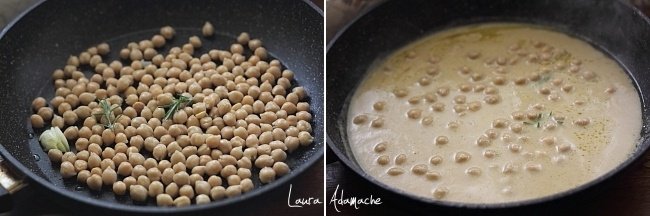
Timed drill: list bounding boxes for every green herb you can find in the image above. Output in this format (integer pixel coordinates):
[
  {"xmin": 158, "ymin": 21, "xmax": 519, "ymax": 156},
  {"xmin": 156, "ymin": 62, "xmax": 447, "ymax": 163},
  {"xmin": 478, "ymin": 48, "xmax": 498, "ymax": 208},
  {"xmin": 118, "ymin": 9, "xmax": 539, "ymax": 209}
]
[
  {"xmin": 94, "ymin": 99, "xmax": 122, "ymax": 130},
  {"xmin": 161, "ymin": 95, "xmax": 192, "ymax": 121},
  {"xmin": 539, "ymin": 74, "xmax": 552, "ymax": 83},
  {"xmin": 553, "ymin": 50, "xmax": 572, "ymax": 62},
  {"xmin": 524, "ymin": 111, "xmax": 555, "ymax": 128}
]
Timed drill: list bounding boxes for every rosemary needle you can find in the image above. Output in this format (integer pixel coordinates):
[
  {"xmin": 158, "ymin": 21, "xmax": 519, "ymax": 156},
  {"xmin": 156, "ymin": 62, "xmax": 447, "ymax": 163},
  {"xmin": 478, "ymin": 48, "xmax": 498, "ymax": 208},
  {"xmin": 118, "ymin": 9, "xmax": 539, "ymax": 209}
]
[
  {"xmin": 162, "ymin": 95, "xmax": 192, "ymax": 121},
  {"xmin": 93, "ymin": 99, "xmax": 122, "ymax": 130},
  {"xmin": 524, "ymin": 111, "xmax": 557, "ymax": 128}
]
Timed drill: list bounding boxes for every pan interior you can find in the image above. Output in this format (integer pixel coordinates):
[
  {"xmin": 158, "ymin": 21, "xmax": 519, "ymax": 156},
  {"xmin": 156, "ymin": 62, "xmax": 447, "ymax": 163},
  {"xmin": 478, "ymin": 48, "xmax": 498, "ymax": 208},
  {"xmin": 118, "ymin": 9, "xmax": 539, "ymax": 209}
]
[
  {"xmin": 0, "ymin": 0, "xmax": 323, "ymax": 212},
  {"xmin": 326, "ymin": 0, "xmax": 650, "ymax": 208}
]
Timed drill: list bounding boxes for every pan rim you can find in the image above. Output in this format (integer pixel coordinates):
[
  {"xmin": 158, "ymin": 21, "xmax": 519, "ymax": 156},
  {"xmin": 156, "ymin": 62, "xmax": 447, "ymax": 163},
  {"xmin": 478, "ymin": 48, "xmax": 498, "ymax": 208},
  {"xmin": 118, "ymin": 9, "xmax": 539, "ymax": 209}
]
[
  {"xmin": 0, "ymin": 0, "xmax": 324, "ymax": 214},
  {"xmin": 326, "ymin": 0, "xmax": 650, "ymax": 210}
]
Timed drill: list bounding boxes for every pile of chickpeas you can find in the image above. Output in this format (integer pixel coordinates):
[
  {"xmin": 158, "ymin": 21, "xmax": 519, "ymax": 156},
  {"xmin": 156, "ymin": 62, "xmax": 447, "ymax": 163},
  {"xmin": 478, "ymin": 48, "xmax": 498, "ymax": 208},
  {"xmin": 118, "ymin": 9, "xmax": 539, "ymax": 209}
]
[{"xmin": 29, "ymin": 22, "xmax": 314, "ymax": 207}]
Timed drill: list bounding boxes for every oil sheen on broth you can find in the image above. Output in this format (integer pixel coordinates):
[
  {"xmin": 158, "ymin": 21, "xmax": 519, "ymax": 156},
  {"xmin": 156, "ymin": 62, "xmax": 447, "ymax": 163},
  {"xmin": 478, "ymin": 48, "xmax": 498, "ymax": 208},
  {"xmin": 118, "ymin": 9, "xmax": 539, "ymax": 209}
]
[{"xmin": 347, "ymin": 23, "xmax": 642, "ymax": 203}]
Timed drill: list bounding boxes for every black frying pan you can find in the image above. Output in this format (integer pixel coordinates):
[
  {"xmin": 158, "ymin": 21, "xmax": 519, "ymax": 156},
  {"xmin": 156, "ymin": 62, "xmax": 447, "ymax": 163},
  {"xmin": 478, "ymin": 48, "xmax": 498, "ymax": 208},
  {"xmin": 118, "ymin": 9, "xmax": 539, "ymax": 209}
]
[
  {"xmin": 0, "ymin": 0, "xmax": 323, "ymax": 215},
  {"xmin": 327, "ymin": 0, "xmax": 650, "ymax": 213}
]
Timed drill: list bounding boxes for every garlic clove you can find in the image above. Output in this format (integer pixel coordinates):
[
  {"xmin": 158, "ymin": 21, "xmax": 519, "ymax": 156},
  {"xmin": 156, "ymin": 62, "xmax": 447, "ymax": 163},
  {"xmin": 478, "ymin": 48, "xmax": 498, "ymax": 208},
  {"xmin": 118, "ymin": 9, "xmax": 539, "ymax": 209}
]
[
  {"xmin": 38, "ymin": 127, "xmax": 70, "ymax": 152},
  {"xmin": 53, "ymin": 127, "xmax": 69, "ymax": 152}
]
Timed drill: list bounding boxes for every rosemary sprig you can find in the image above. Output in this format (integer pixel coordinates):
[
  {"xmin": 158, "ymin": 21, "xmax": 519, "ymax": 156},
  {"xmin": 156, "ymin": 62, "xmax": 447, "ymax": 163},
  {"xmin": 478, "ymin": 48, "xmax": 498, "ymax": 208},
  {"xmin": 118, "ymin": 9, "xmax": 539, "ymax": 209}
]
[
  {"xmin": 524, "ymin": 111, "xmax": 554, "ymax": 128},
  {"xmin": 532, "ymin": 74, "xmax": 552, "ymax": 87},
  {"xmin": 539, "ymin": 74, "xmax": 552, "ymax": 83},
  {"xmin": 161, "ymin": 95, "xmax": 192, "ymax": 121},
  {"xmin": 93, "ymin": 99, "xmax": 122, "ymax": 130}
]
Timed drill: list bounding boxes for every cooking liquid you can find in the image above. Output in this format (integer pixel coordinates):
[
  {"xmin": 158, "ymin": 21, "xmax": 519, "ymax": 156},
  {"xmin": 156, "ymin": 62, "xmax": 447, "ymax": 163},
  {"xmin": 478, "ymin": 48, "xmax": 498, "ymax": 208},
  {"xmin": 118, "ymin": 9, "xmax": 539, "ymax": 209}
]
[{"xmin": 346, "ymin": 23, "xmax": 642, "ymax": 203}]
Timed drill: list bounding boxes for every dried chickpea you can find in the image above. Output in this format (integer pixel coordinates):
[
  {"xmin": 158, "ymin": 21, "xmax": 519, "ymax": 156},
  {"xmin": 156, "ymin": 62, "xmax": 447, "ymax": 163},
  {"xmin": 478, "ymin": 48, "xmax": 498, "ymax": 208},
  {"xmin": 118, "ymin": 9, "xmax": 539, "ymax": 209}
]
[
  {"xmin": 210, "ymin": 186, "xmax": 226, "ymax": 200},
  {"xmin": 248, "ymin": 39, "xmax": 262, "ymax": 51},
  {"xmin": 30, "ymin": 114, "xmax": 44, "ymax": 128},
  {"xmin": 220, "ymin": 164, "xmax": 237, "ymax": 178},
  {"xmin": 224, "ymin": 175, "xmax": 240, "ymax": 186},
  {"xmin": 298, "ymin": 131, "xmax": 313, "ymax": 146},
  {"xmin": 195, "ymin": 180, "xmax": 211, "ymax": 195},
  {"xmin": 109, "ymin": 181, "xmax": 126, "ymax": 196},
  {"xmin": 255, "ymin": 155, "xmax": 274, "ymax": 168},
  {"xmin": 38, "ymin": 107, "xmax": 54, "ymax": 121},
  {"xmin": 173, "ymin": 171, "xmax": 190, "ymax": 186},
  {"xmin": 148, "ymin": 181, "xmax": 164, "ymax": 198},
  {"xmin": 225, "ymin": 185, "xmax": 242, "ymax": 197},
  {"xmin": 259, "ymin": 167, "xmax": 276, "ymax": 184},
  {"xmin": 130, "ymin": 185, "xmax": 148, "ymax": 202},
  {"xmin": 102, "ymin": 168, "xmax": 117, "ymax": 185},
  {"xmin": 61, "ymin": 152, "xmax": 77, "ymax": 163},
  {"xmin": 132, "ymin": 165, "xmax": 147, "ymax": 178},
  {"xmin": 137, "ymin": 175, "xmax": 152, "ymax": 188},
  {"xmin": 90, "ymin": 167, "xmax": 102, "ymax": 176},
  {"xmin": 86, "ymin": 174, "xmax": 103, "ymax": 191},
  {"xmin": 237, "ymin": 32, "xmax": 250, "ymax": 44},
  {"xmin": 160, "ymin": 26, "xmax": 175, "ymax": 40},
  {"xmin": 173, "ymin": 196, "xmax": 191, "ymax": 207},
  {"xmin": 179, "ymin": 184, "xmax": 195, "ymax": 199},
  {"xmin": 73, "ymin": 160, "xmax": 88, "ymax": 172},
  {"xmin": 273, "ymin": 162, "xmax": 290, "ymax": 176},
  {"xmin": 100, "ymin": 158, "xmax": 115, "ymax": 170},
  {"xmin": 201, "ymin": 21, "xmax": 215, "ymax": 37},
  {"xmin": 233, "ymin": 159, "xmax": 250, "ymax": 172},
  {"xmin": 32, "ymin": 97, "xmax": 47, "ymax": 112},
  {"xmin": 48, "ymin": 149, "xmax": 63, "ymax": 163},
  {"xmin": 194, "ymin": 194, "xmax": 210, "ymax": 205},
  {"xmin": 87, "ymin": 153, "xmax": 101, "ymax": 169},
  {"xmin": 60, "ymin": 161, "xmax": 76, "ymax": 178},
  {"xmin": 173, "ymin": 163, "xmax": 187, "ymax": 173},
  {"xmin": 170, "ymin": 151, "xmax": 186, "ymax": 165},
  {"xmin": 51, "ymin": 115, "xmax": 65, "ymax": 128},
  {"xmin": 157, "ymin": 194, "xmax": 174, "ymax": 206}
]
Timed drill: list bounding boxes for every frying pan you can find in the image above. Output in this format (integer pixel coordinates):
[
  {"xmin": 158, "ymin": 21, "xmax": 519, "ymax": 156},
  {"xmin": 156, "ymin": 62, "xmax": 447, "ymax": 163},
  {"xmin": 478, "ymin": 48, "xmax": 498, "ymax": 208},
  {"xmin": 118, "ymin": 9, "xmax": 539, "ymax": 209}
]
[
  {"xmin": 327, "ymin": 0, "xmax": 650, "ymax": 213},
  {"xmin": 0, "ymin": 0, "xmax": 323, "ymax": 215}
]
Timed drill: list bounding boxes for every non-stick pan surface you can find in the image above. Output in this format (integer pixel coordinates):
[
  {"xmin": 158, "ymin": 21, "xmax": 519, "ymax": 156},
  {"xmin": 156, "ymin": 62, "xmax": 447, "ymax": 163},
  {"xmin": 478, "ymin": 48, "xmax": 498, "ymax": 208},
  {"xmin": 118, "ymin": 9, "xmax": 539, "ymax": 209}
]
[
  {"xmin": 0, "ymin": 0, "xmax": 323, "ymax": 215},
  {"xmin": 327, "ymin": 0, "xmax": 650, "ymax": 212}
]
